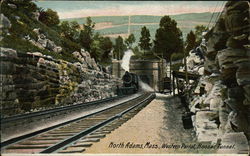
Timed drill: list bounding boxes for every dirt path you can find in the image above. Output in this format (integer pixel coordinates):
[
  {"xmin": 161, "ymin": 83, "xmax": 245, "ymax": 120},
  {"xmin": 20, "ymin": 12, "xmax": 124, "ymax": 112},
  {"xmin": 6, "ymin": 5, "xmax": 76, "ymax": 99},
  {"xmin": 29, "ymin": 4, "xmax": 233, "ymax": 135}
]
[{"xmin": 85, "ymin": 93, "xmax": 211, "ymax": 154}]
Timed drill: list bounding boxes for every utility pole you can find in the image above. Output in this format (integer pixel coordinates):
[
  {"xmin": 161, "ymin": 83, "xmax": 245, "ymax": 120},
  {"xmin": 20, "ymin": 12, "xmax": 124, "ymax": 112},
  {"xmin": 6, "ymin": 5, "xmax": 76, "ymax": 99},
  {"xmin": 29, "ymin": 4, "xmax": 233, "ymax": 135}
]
[
  {"xmin": 128, "ymin": 16, "xmax": 131, "ymax": 35},
  {"xmin": 184, "ymin": 49, "xmax": 189, "ymax": 85},
  {"xmin": 170, "ymin": 55, "xmax": 172, "ymax": 95}
]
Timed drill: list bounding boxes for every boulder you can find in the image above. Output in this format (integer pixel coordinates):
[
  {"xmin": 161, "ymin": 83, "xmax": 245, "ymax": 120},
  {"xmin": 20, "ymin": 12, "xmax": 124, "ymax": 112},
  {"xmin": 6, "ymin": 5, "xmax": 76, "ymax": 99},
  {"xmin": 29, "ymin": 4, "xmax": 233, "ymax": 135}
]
[
  {"xmin": 0, "ymin": 47, "xmax": 17, "ymax": 58},
  {"xmin": 226, "ymin": 36, "xmax": 248, "ymax": 49},
  {"xmin": 37, "ymin": 38, "xmax": 47, "ymax": 48},
  {"xmin": 14, "ymin": 16, "xmax": 20, "ymax": 20},
  {"xmin": 225, "ymin": 111, "xmax": 249, "ymax": 133},
  {"xmin": 73, "ymin": 51, "xmax": 85, "ymax": 63},
  {"xmin": 204, "ymin": 57, "xmax": 219, "ymax": 74},
  {"xmin": 91, "ymin": 58, "xmax": 99, "ymax": 71},
  {"xmin": 217, "ymin": 132, "xmax": 249, "ymax": 154},
  {"xmin": 46, "ymin": 40, "xmax": 55, "ymax": 49},
  {"xmin": 243, "ymin": 85, "xmax": 250, "ymax": 106},
  {"xmin": 235, "ymin": 59, "xmax": 250, "ymax": 86},
  {"xmin": 53, "ymin": 46, "xmax": 62, "ymax": 53},
  {"xmin": 38, "ymin": 58, "xmax": 45, "ymax": 64},
  {"xmin": 1, "ymin": 61, "xmax": 16, "ymax": 74},
  {"xmin": 0, "ymin": 14, "xmax": 11, "ymax": 29},
  {"xmin": 7, "ymin": 3, "xmax": 17, "ymax": 9},
  {"xmin": 198, "ymin": 66, "xmax": 204, "ymax": 75},
  {"xmin": 206, "ymin": 20, "xmax": 229, "ymax": 53},
  {"xmin": 203, "ymin": 81, "xmax": 225, "ymax": 111},
  {"xmin": 217, "ymin": 48, "xmax": 246, "ymax": 68},
  {"xmin": 24, "ymin": 35, "xmax": 31, "ymax": 40},
  {"xmin": 219, "ymin": 103, "xmax": 229, "ymax": 135},
  {"xmin": 224, "ymin": 1, "xmax": 249, "ymax": 35},
  {"xmin": 33, "ymin": 28, "xmax": 40, "ymax": 34},
  {"xmin": 27, "ymin": 52, "xmax": 43, "ymax": 57},
  {"xmin": 80, "ymin": 49, "xmax": 91, "ymax": 58},
  {"xmin": 195, "ymin": 111, "xmax": 219, "ymax": 142},
  {"xmin": 28, "ymin": 39, "xmax": 44, "ymax": 49}
]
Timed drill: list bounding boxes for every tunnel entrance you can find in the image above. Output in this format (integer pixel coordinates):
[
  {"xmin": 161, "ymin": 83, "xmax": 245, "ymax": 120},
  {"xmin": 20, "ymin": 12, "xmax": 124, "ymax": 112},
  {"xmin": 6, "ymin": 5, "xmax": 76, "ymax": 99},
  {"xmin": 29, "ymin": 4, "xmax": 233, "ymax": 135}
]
[{"xmin": 139, "ymin": 75, "xmax": 150, "ymax": 85}]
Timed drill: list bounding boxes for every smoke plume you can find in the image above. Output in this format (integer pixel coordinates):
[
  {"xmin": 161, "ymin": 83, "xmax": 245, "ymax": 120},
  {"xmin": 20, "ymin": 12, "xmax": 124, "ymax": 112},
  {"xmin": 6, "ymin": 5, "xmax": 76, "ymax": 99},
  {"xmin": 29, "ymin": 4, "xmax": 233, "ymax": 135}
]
[{"xmin": 121, "ymin": 49, "xmax": 134, "ymax": 72}]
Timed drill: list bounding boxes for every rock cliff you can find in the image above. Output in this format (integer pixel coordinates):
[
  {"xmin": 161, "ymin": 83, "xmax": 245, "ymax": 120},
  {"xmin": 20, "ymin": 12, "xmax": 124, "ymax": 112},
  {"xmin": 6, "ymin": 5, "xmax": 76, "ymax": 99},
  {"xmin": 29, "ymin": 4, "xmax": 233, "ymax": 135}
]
[
  {"xmin": 1, "ymin": 47, "xmax": 121, "ymax": 117},
  {"xmin": 188, "ymin": 1, "xmax": 250, "ymax": 153}
]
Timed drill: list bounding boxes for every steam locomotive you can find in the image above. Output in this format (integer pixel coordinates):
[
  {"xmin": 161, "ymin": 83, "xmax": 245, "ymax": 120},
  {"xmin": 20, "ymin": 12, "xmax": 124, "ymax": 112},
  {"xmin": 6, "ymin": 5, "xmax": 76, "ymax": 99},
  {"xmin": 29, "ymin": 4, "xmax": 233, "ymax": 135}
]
[{"xmin": 117, "ymin": 71, "xmax": 139, "ymax": 95}]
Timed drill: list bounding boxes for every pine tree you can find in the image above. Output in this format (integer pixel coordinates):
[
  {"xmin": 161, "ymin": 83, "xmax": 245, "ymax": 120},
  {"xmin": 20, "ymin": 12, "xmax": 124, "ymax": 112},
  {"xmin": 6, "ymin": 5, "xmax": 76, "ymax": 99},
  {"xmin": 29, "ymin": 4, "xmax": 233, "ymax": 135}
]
[
  {"xmin": 79, "ymin": 17, "xmax": 95, "ymax": 52},
  {"xmin": 125, "ymin": 34, "xmax": 136, "ymax": 49},
  {"xmin": 139, "ymin": 26, "xmax": 152, "ymax": 56},
  {"xmin": 154, "ymin": 16, "xmax": 183, "ymax": 61},
  {"xmin": 113, "ymin": 36, "xmax": 126, "ymax": 60},
  {"xmin": 185, "ymin": 30, "xmax": 196, "ymax": 53}
]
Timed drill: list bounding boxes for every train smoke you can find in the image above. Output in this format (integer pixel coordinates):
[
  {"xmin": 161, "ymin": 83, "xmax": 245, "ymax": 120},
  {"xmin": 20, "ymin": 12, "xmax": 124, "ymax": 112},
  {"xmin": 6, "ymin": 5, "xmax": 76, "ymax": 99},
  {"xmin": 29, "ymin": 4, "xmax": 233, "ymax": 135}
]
[
  {"xmin": 121, "ymin": 49, "xmax": 134, "ymax": 72},
  {"xmin": 138, "ymin": 78, "xmax": 154, "ymax": 92}
]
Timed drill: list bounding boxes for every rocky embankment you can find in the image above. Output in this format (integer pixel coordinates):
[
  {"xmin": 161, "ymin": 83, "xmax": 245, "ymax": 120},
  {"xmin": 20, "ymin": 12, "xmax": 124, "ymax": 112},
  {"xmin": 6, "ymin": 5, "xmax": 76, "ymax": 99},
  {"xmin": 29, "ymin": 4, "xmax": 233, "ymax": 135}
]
[
  {"xmin": 0, "ymin": 1, "xmax": 122, "ymax": 117},
  {"xmin": 1, "ymin": 46, "xmax": 121, "ymax": 117},
  {"xmin": 186, "ymin": 1, "xmax": 250, "ymax": 153}
]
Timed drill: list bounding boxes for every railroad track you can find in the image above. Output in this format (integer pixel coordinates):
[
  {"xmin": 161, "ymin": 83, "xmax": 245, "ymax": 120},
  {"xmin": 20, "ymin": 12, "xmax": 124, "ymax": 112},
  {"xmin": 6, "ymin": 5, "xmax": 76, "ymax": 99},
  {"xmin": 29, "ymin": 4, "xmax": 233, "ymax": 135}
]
[
  {"xmin": 1, "ymin": 94, "xmax": 127, "ymax": 144},
  {"xmin": 2, "ymin": 95, "xmax": 125, "ymax": 124},
  {"xmin": 1, "ymin": 92, "xmax": 155, "ymax": 154}
]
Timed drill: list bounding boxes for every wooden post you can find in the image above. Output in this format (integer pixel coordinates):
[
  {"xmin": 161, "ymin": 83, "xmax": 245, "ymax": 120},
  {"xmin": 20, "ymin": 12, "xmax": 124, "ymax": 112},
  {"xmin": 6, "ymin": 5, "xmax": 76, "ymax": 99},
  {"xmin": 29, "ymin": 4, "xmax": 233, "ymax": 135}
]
[
  {"xmin": 176, "ymin": 77, "xmax": 180, "ymax": 95},
  {"xmin": 170, "ymin": 56, "xmax": 172, "ymax": 95},
  {"xmin": 172, "ymin": 71, "xmax": 175, "ymax": 96},
  {"xmin": 184, "ymin": 50, "xmax": 189, "ymax": 85},
  {"xmin": 118, "ymin": 61, "xmax": 120, "ymax": 78}
]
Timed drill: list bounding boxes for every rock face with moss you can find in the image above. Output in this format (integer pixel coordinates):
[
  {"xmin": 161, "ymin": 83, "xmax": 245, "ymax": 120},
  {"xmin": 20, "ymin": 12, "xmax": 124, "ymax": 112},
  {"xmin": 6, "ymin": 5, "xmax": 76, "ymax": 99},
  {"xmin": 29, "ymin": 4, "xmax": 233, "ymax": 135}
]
[
  {"xmin": 0, "ymin": 48, "xmax": 120, "ymax": 117},
  {"xmin": 189, "ymin": 1, "xmax": 250, "ymax": 153}
]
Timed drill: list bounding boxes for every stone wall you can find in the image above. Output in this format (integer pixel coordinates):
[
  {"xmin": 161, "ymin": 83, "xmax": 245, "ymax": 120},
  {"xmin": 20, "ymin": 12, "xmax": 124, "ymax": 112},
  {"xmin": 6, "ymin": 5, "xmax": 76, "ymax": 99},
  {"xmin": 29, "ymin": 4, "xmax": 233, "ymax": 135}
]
[
  {"xmin": 188, "ymin": 1, "xmax": 249, "ymax": 152},
  {"xmin": 0, "ymin": 48, "xmax": 121, "ymax": 117}
]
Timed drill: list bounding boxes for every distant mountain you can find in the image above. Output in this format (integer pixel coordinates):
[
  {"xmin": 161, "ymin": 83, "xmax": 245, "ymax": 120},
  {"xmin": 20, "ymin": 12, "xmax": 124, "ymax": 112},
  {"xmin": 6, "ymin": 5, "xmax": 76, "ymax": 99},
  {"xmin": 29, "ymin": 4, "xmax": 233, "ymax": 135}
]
[{"xmin": 61, "ymin": 12, "xmax": 220, "ymax": 41}]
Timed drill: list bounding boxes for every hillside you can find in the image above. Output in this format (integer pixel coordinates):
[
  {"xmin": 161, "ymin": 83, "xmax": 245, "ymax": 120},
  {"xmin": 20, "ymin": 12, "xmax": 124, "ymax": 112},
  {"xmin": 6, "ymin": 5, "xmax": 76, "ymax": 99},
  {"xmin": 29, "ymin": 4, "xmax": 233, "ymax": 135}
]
[
  {"xmin": 61, "ymin": 12, "xmax": 220, "ymax": 41},
  {"xmin": 0, "ymin": 1, "xmax": 80, "ymax": 62}
]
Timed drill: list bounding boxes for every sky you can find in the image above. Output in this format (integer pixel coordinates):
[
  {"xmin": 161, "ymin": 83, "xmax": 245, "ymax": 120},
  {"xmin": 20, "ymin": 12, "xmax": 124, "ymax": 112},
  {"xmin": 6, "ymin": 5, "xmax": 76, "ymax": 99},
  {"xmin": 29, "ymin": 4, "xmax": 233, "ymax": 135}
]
[{"xmin": 35, "ymin": 1, "xmax": 225, "ymax": 19}]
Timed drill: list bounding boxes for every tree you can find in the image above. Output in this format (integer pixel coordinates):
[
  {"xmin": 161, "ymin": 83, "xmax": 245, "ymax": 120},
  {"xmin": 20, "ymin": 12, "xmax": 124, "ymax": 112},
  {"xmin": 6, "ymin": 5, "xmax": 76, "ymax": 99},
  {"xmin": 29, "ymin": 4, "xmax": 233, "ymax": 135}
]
[
  {"xmin": 139, "ymin": 26, "xmax": 152, "ymax": 55},
  {"xmin": 79, "ymin": 17, "xmax": 95, "ymax": 51},
  {"xmin": 113, "ymin": 36, "xmax": 126, "ymax": 60},
  {"xmin": 133, "ymin": 46, "xmax": 141, "ymax": 57},
  {"xmin": 87, "ymin": 32, "xmax": 113, "ymax": 64},
  {"xmin": 59, "ymin": 21, "xmax": 80, "ymax": 42},
  {"xmin": 154, "ymin": 16, "xmax": 183, "ymax": 61},
  {"xmin": 185, "ymin": 30, "xmax": 196, "ymax": 53},
  {"xmin": 99, "ymin": 37, "xmax": 113, "ymax": 65},
  {"xmin": 39, "ymin": 9, "xmax": 60, "ymax": 27},
  {"xmin": 90, "ymin": 34, "xmax": 102, "ymax": 62},
  {"xmin": 194, "ymin": 25, "xmax": 208, "ymax": 46},
  {"xmin": 125, "ymin": 34, "xmax": 136, "ymax": 48}
]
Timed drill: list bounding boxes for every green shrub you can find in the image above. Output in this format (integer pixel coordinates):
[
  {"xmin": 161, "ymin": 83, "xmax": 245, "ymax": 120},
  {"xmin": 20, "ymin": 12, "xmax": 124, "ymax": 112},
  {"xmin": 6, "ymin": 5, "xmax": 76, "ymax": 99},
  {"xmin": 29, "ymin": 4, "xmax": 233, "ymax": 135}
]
[{"xmin": 171, "ymin": 53, "xmax": 184, "ymax": 61}]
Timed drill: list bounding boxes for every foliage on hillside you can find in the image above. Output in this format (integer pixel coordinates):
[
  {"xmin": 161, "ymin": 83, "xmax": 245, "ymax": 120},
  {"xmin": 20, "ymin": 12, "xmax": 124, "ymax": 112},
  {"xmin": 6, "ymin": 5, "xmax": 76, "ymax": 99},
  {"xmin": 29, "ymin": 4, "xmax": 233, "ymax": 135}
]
[
  {"xmin": 0, "ymin": 0, "xmax": 79, "ymax": 62},
  {"xmin": 64, "ymin": 13, "xmax": 219, "ymax": 42},
  {"xmin": 63, "ymin": 13, "xmax": 220, "ymax": 25},
  {"xmin": 1, "ymin": 1, "xmax": 213, "ymax": 65}
]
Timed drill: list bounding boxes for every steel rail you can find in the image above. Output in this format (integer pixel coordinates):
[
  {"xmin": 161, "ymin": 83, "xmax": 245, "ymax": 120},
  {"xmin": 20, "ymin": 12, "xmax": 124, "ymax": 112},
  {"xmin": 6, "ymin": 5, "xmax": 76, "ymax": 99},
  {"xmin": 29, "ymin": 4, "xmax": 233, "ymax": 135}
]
[
  {"xmin": 0, "ymin": 93, "xmax": 144, "ymax": 149},
  {"xmin": 40, "ymin": 93, "xmax": 155, "ymax": 153},
  {"xmin": 1, "ymin": 95, "xmax": 125, "ymax": 124}
]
